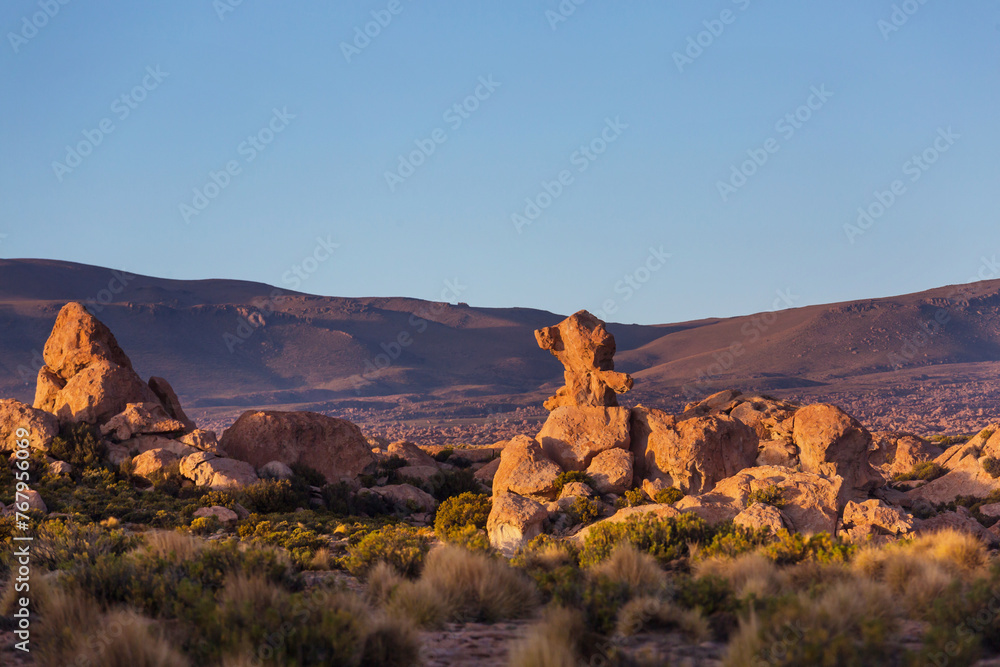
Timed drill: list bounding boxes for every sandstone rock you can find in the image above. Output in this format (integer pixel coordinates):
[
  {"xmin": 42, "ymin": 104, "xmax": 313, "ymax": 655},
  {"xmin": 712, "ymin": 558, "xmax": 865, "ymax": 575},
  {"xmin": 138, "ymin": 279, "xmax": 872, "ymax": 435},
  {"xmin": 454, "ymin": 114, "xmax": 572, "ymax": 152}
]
[
  {"xmin": 193, "ymin": 505, "xmax": 238, "ymax": 524},
  {"xmin": 871, "ymin": 432, "xmax": 943, "ymax": 478},
  {"xmin": 586, "ymin": 448, "xmax": 633, "ymax": 495},
  {"xmin": 100, "ymin": 403, "xmax": 188, "ymax": 442},
  {"xmin": 487, "ymin": 492, "xmax": 548, "ymax": 555},
  {"xmin": 755, "ymin": 439, "xmax": 798, "ymax": 468},
  {"xmin": 935, "ymin": 441, "xmax": 980, "ymax": 470},
  {"xmin": 105, "ymin": 443, "xmax": 130, "ymax": 467},
  {"xmin": 917, "ymin": 506, "xmax": 997, "ymax": 545},
  {"xmin": 534, "ymin": 310, "xmax": 633, "ymax": 410},
  {"xmin": 681, "ymin": 390, "xmax": 744, "ymax": 418},
  {"xmin": 48, "ymin": 461, "xmax": 72, "ymax": 476},
  {"xmin": 537, "ymin": 406, "xmax": 631, "ymax": 472},
  {"xmin": 734, "ymin": 502, "xmax": 785, "ymax": 533},
  {"xmin": 147, "ymin": 376, "xmax": 196, "ymax": 430},
  {"xmin": 387, "ymin": 441, "xmax": 438, "ymax": 468},
  {"xmin": 180, "ymin": 452, "xmax": 258, "ymax": 489},
  {"xmin": 121, "ymin": 434, "xmax": 199, "ymax": 458},
  {"xmin": 630, "ymin": 407, "xmax": 758, "ymax": 494},
  {"xmin": 177, "ymin": 429, "xmax": 223, "ymax": 455},
  {"xmin": 259, "ymin": 460, "xmax": 295, "ymax": 480},
  {"xmin": 397, "ymin": 465, "xmax": 441, "ymax": 485},
  {"xmin": 673, "ymin": 494, "xmax": 743, "ymax": 525},
  {"xmin": 905, "ymin": 459, "xmax": 1000, "ymax": 505},
  {"xmin": 792, "ymin": 404, "xmax": 882, "ymax": 503},
  {"xmin": 493, "ymin": 435, "xmax": 562, "ymax": 499},
  {"xmin": 842, "ymin": 499, "xmax": 914, "ymax": 537},
  {"xmin": 0, "ymin": 399, "xmax": 59, "ymax": 452},
  {"xmin": 33, "ymin": 303, "xmax": 160, "ymax": 424},
  {"xmin": 220, "ymin": 410, "xmax": 375, "ymax": 484},
  {"xmin": 474, "ymin": 458, "xmax": 501, "ymax": 486},
  {"xmin": 979, "ymin": 503, "xmax": 1000, "ymax": 519},
  {"xmin": 131, "ymin": 448, "xmax": 179, "ymax": 479},
  {"xmin": 372, "ymin": 483, "xmax": 438, "ymax": 513},
  {"xmin": 641, "ymin": 477, "xmax": 671, "ymax": 499},
  {"xmin": 558, "ymin": 481, "xmax": 595, "ymax": 500},
  {"xmin": 727, "ymin": 395, "xmax": 798, "ymax": 440},
  {"xmin": 22, "ymin": 490, "xmax": 47, "ymax": 514}
]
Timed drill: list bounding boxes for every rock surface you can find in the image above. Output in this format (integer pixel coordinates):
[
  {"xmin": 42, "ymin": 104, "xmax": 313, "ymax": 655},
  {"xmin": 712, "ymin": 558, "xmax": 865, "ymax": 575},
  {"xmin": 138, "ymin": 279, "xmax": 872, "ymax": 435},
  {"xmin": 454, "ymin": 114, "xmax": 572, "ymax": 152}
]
[
  {"xmin": 220, "ymin": 410, "xmax": 375, "ymax": 484},
  {"xmin": 0, "ymin": 399, "xmax": 59, "ymax": 452},
  {"xmin": 793, "ymin": 403, "xmax": 883, "ymax": 502},
  {"xmin": 734, "ymin": 502, "xmax": 785, "ymax": 533},
  {"xmin": 179, "ymin": 451, "xmax": 259, "ymax": 489},
  {"xmin": 487, "ymin": 492, "xmax": 548, "ymax": 555},
  {"xmin": 492, "ymin": 435, "xmax": 563, "ymax": 499},
  {"xmin": 193, "ymin": 505, "xmax": 239, "ymax": 524},
  {"xmin": 585, "ymin": 447, "xmax": 633, "ymax": 494},
  {"xmin": 537, "ymin": 405, "xmax": 630, "ymax": 471},
  {"xmin": 371, "ymin": 483, "xmax": 438, "ymax": 512},
  {"xmin": 131, "ymin": 448, "xmax": 179, "ymax": 479},
  {"xmin": 534, "ymin": 310, "xmax": 633, "ymax": 410},
  {"xmin": 100, "ymin": 402, "xmax": 188, "ymax": 441},
  {"xmin": 147, "ymin": 376, "xmax": 196, "ymax": 430}
]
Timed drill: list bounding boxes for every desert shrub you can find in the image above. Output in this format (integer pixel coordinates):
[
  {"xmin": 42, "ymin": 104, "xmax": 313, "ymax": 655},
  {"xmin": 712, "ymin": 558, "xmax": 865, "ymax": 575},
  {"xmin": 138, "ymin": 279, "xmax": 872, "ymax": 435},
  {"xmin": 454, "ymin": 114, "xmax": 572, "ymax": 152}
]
[
  {"xmin": 239, "ymin": 479, "xmax": 307, "ymax": 514},
  {"xmin": 506, "ymin": 606, "xmax": 584, "ymax": 667},
  {"xmin": 359, "ymin": 616, "xmax": 421, "ymax": 667},
  {"xmin": 699, "ymin": 523, "xmax": 774, "ymax": 560},
  {"xmin": 675, "ymin": 574, "xmax": 738, "ymax": 618},
  {"xmin": 983, "ymin": 457, "xmax": 1000, "ymax": 479},
  {"xmin": 31, "ymin": 519, "xmax": 136, "ymax": 571},
  {"xmin": 615, "ymin": 488, "xmax": 648, "ymax": 509},
  {"xmin": 378, "ymin": 455, "xmax": 409, "ymax": 477},
  {"xmin": 981, "ymin": 428, "xmax": 997, "ymax": 441},
  {"xmin": 290, "ymin": 461, "xmax": 327, "ymax": 487},
  {"xmin": 566, "ymin": 496, "xmax": 602, "ymax": 525},
  {"xmin": 444, "ymin": 524, "xmax": 492, "ymax": 552},
  {"xmin": 760, "ymin": 530, "xmax": 856, "ymax": 565},
  {"xmin": 894, "ymin": 461, "xmax": 946, "ymax": 483},
  {"xmin": 616, "ymin": 596, "xmax": 709, "ymax": 640},
  {"xmin": 345, "ymin": 524, "xmax": 431, "ymax": 578},
  {"xmin": 323, "ymin": 481, "xmax": 393, "ymax": 516},
  {"xmin": 589, "ymin": 543, "xmax": 666, "ymax": 597},
  {"xmin": 579, "ymin": 512, "xmax": 713, "ymax": 567},
  {"xmin": 746, "ymin": 484, "xmax": 786, "ymax": 508},
  {"xmin": 190, "ymin": 516, "xmax": 221, "ymax": 535},
  {"xmin": 428, "ymin": 468, "xmax": 481, "ymax": 501},
  {"xmin": 552, "ymin": 471, "xmax": 593, "ymax": 496},
  {"xmin": 929, "ymin": 434, "xmax": 970, "ymax": 448},
  {"xmin": 434, "ymin": 447, "xmax": 453, "ymax": 463},
  {"xmin": 385, "ymin": 545, "xmax": 538, "ymax": 627},
  {"xmin": 695, "ymin": 552, "xmax": 783, "ymax": 600},
  {"xmin": 723, "ymin": 579, "xmax": 898, "ymax": 667},
  {"xmin": 654, "ymin": 487, "xmax": 684, "ymax": 504},
  {"xmin": 434, "ymin": 492, "xmax": 490, "ymax": 540},
  {"xmin": 48, "ymin": 422, "xmax": 105, "ymax": 475},
  {"xmin": 237, "ymin": 518, "xmax": 327, "ymax": 568}
]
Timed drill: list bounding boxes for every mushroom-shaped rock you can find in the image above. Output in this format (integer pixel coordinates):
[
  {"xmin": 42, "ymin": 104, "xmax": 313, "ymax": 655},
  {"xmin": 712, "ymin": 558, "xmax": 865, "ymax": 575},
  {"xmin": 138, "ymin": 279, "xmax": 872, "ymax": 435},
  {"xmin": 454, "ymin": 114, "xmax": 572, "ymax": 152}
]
[
  {"xmin": 535, "ymin": 310, "xmax": 633, "ymax": 410},
  {"xmin": 493, "ymin": 435, "xmax": 563, "ymax": 499},
  {"xmin": 487, "ymin": 492, "xmax": 549, "ymax": 556},
  {"xmin": 220, "ymin": 410, "xmax": 375, "ymax": 484},
  {"xmin": 0, "ymin": 399, "xmax": 59, "ymax": 452},
  {"xmin": 537, "ymin": 406, "xmax": 631, "ymax": 472}
]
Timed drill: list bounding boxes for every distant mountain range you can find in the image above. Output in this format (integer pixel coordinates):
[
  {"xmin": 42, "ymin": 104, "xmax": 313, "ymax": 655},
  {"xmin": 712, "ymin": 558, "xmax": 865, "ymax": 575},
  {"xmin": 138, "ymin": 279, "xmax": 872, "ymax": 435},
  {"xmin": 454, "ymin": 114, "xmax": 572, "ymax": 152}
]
[{"xmin": 2, "ymin": 258, "xmax": 999, "ymax": 439}]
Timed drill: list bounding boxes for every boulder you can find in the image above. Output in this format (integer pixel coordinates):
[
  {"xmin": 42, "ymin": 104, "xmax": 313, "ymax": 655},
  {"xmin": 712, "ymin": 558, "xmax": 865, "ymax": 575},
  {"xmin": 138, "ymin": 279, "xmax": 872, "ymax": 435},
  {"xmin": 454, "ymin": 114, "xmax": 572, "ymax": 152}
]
[
  {"xmin": 734, "ymin": 502, "xmax": 785, "ymax": 533},
  {"xmin": 979, "ymin": 502, "xmax": 1000, "ymax": 519},
  {"xmin": 727, "ymin": 396, "xmax": 798, "ymax": 441},
  {"xmin": 630, "ymin": 407, "xmax": 758, "ymax": 494},
  {"xmin": 371, "ymin": 483, "xmax": 438, "ymax": 513},
  {"xmin": 841, "ymin": 499, "xmax": 914, "ymax": 539},
  {"xmin": 177, "ymin": 429, "xmax": 223, "ymax": 455},
  {"xmin": 22, "ymin": 490, "xmax": 47, "ymax": 514},
  {"xmin": 916, "ymin": 506, "xmax": 998, "ymax": 545},
  {"xmin": 871, "ymin": 432, "xmax": 942, "ymax": 478},
  {"xmin": 193, "ymin": 506, "xmax": 238, "ymax": 524},
  {"xmin": 680, "ymin": 390, "xmax": 744, "ymax": 418},
  {"xmin": 147, "ymin": 376, "xmax": 196, "ymax": 430},
  {"xmin": 33, "ymin": 303, "xmax": 161, "ymax": 424},
  {"xmin": 131, "ymin": 448, "xmax": 180, "ymax": 479},
  {"xmin": 473, "ymin": 458, "xmax": 501, "ymax": 486},
  {"xmin": 48, "ymin": 461, "xmax": 72, "ymax": 476},
  {"xmin": 534, "ymin": 310, "xmax": 633, "ymax": 410},
  {"xmin": 0, "ymin": 399, "xmax": 59, "ymax": 452},
  {"xmin": 397, "ymin": 465, "xmax": 441, "ymax": 485},
  {"xmin": 259, "ymin": 460, "xmax": 295, "ymax": 480},
  {"xmin": 387, "ymin": 441, "xmax": 438, "ymax": 468},
  {"xmin": 586, "ymin": 448, "xmax": 633, "ymax": 495},
  {"xmin": 488, "ymin": 492, "xmax": 549, "ymax": 555},
  {"xmin": 792, "ymin": 404, "xmax": 882, "ymax": 503},
  {"xmin": 558, "ymin": 481, "xmax": 596, "ymax": 501},
  {"xmin": 120, "ymin": 434, "xmax": 199, "ymax": 458},
  {"xmin": 537, "ymin": 406, "xmax": 631, "ymax": 472},
  {"xmin": 179, "ymin": 452, "xmax": 258, "ymax": 489},
  {"xmin": 492, "ymin": 435, "xmax": 563, "ymax": 500},
  {"xmin": 755, "ymin": 439, "xmax": 798, "ymax": 468},
  {"xmin": 100, "ymin": 403, "xmax": 188, "ymax": 441},
  {"xmin": 905, "ymin": 457, "xmax": 1000, "ymax": 505},
  {"xmin": 220, "ymin": 410, "xmax": 375, "ymax": 484}
]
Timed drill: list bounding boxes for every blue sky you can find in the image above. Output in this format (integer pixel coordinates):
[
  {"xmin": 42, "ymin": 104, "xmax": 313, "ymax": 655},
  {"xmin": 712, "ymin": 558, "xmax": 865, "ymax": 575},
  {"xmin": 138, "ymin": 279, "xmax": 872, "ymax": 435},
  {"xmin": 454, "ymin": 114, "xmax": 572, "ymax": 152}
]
[{"xmin": 2, "ymin": 1, "xmax": 998, "ymax": 325}]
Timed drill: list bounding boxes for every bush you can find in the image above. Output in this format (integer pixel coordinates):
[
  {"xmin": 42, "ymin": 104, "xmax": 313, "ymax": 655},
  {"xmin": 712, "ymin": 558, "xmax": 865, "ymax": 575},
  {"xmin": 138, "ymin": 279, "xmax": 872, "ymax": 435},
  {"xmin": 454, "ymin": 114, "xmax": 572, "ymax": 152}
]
[
  {"xmin": 31, "ymin": 519, "xmax": 136, "ymax": 571},
  {"xmin": 654, "ymin": 487, "xmax": 684, "ymax": 504},
  {"xmin": 615, "ymin": 488, "xmax": 648, "ymax": 509},
  {"xmin": 983, "ymin": 457, "xmax": 1000, "ymax": 479},
  {"xmin": 239, "ymin": 479, "xmax": 308, "ymax": 514},
  {"xmin": 48, "ymin": 422, "xmax": 105, "ymax": 475},
  {"xmin": 290, "ymin": 462, "xmax": 327, "ymax": 487},
  {"xmin": 699, "ymin": 523, "xmax": 774, "ymax": 560},
  {"xmin": 552, "ymin": 471, "xmax": 593, "ymax": 496},
  {"xmin": 760, "ymin": 530, "xmax": 856, "ymax": 565},
  {"xmin": 506, "ymin": 606, "xmax": 583, "ymax": 667},
  {"xmin": 190, "ymin": 516, "xmax": 221, "ymax": 535},
  {"xmin": 237, "ymin": 518, "xmax": 327, "ymax": 568},
  {"xmin": 579, "ymin": 512, "xmax": 713, "ymax": 567},
  {"xmin": 746, "ymin": 485, "xmax": 786, "ymax": 508},
  {"xmin": 894, "ymin": 462, "xmax": 946, "ymax": 483},
  {"xmin": 565, "ymin": 496, "xmax": 602, "ymax": 526},
  {"xmin": 434, "ymin": 492, "xmax": 491, "ymax": 541},
  {"xmin": 323, "ymin": 481, "xmax": 393, "ymax": 516},
  {"xmin": 428, "ymin": 468, "xmax": 481, "ymax": 502},
  {"xmin": 617, "ymin": 596, "xmax": 709, "ymax": 640},
  {"xmin": 345, "ymin": 524, "xmax": 431, "ymax": 579}
]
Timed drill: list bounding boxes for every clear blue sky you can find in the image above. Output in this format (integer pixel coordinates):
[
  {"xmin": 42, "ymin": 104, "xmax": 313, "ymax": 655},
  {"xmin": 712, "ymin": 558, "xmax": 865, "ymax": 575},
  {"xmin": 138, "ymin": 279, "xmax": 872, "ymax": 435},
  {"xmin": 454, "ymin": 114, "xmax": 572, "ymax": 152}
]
[{"xmin": 2, "ymin": 1, "xmax": 998, "ymax": 325}]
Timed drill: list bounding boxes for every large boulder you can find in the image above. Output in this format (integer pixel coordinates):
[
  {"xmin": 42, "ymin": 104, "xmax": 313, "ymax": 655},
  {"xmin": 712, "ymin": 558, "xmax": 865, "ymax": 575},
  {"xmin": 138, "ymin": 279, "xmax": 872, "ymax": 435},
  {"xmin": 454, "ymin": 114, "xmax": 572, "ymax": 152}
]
[
  {"xmin": 492, "ymin": 435, "xmax": 563, "ymax": 499},
  {"xmin": 734, "ymin": 502, "xmax": 785, "ymax": 534},
  {"xmin": 487, "ymin": 492, "xmax": 549, "ymax": 556},
  {"xmin": 147, "ymin": 376, "xmax": 196, "ymax": 430},
  {"xmin": 537, "ymin": 405, "xmax": 631, "ymax": 472},
  {"xmin": 870, "ymin": 432, "xmax": 943, "ymax": 478},
  {"xmin": 100, "ymin": 403, "xmax": 189, "ymax": 442},
  {"xmin": 131, "ymin": 448, "xmax": 180, "ymax": 479},
  {"xmin": 841, "ymin": 499, "xmax": 914, "ymax": 542},
  {"xmin": 630, "ymin": 406, "xmax": 758, "ymax": 494},
  {"xmin": 33, "ymin": 303, "xmax": 161, "ymax": 424},
  {"xmin": 220, "ymin": 410, "xmax": 376, "ymax": 484},
  {"xmin": 387, "ymin": 441, "xmax": 438, "ymax": 468},
  {"xmin": 0, "ymin": 399, "xmax": 59, "ymax": 452},
  {"xmin": 586, "ymin": 448, "xmax": 633, "ymax": 495},
  {"xmin": 571, "ymin": 504, "xmax": 681, "ymax": 544},
  {"xmin": 179, "ymin": 452, "xmax": 258, "ymax": 489},
  {"xmin": 177, "ymin": 429, "xmax": 223, "ymax": 455},
  {"xmin": 792, "ymin": 404, "xmax": 883, "ymax": 503},
  {"xmin": 371, "ymin": 484, "xmax": 438, "ymax": 513},
  {"xmin": 534, "ymin": 310, "xmax": 633, "ymax": 410}
]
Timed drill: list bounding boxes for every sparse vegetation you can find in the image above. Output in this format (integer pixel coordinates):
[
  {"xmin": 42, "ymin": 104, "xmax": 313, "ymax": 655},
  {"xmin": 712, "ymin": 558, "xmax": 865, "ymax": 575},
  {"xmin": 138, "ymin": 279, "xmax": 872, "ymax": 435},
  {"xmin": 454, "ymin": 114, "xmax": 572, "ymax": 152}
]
[
  {"xmin": 746, "ymin": 484, "xmax": 786, "ymax": 508},
  {"xmin": 552, "ymin": 471, "xmax": 594, "ymax": 496},
  {"xmin": 433, "ymin": 492, "xmax": 491, "ymax": 541},
  {"xmin": 653, "ymin": 487, "xmax": 684, "ymax": 504},
  {"xmin": 345, "ymin": 524, "xmax": 432, "ymax": 578},
  {"xmin": 615, "ymin": 487, "xmax": 648, "ymax": 509},
  {"xmin": 983, "ymin": 456, "xmax": 1000, "ymax": 479},
  {"xmin": 893, "ymin": 461, "xmax": 946, "ymax": 483}
]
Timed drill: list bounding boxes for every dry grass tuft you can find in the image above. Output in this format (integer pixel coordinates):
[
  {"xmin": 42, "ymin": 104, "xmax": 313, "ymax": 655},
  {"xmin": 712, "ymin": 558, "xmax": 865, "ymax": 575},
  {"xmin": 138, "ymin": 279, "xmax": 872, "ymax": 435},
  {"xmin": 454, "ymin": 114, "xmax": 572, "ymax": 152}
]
[
  {"xmin": 368, "ymin": 560, "xmax": 406, "ymax": 607},
  {"xmin": 506, "ymin": 606, "xmax": 584, "ymax": 667},
  {"xmin": 695, "ymin": 552, "xmax": 782, "ymax": 599},
  {"xmin": 141, "ymin": 530, "xmax": 203, "ymax": 562},
  {"xmin": 590, "ymin": 543, "xmax": 666, "ymax": 596},
  {"xmin": 616, "ymin": 596, "xmax": 710, "ymax": 640}
]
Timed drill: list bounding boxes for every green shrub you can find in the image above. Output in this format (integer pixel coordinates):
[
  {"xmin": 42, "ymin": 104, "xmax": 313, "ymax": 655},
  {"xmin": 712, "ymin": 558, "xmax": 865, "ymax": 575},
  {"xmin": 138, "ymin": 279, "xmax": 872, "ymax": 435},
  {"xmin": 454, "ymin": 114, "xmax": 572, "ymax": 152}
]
[
  {"xmin": 238, "ymin": 518, "xmax": 327, "ymax": 568},
  {"xmin": 31, "ymin": 519, "xmax": 136, "ymax": 571},
  {"xmin": 746, "ymin": 485, "xmax": 786, "ymax": 508},
  {"xmin": 239, "ymin": 479, "xmax": 308, "ymax": 514},
  {"xmin": 615, "ymin": 488, "xmax": 648, "ymax": 509},
  {"xmin": 675, "ymin": 574, "xmax": 738, "ymax": 617},
  {"xmin": 190, "ymin": 515, "xmax": 221, "ymax": 535},
  {"xmin": 434, "ymin": 448, "xmax": 454, "ymax": 463},
  {"xmin": 428, "ymin": 468, "xmax": 481, "ymax": 502},
  {"xmin": 700, "ymin": 523, "xmax": 774, "ymax": 559},
  {"xmin": 552, "ymin": 471, "xmax": 593, "ymax": 496},
  {"xmin": 378, "ymin": 455, "xmax": 409, "ymax": 476},
  {"xmin": 48, "ymin": 422, "xmax": 105, "ymax": 475},
  {"xmin": 345, "ymin": 524, "xmax": 431, "ymax": 578},
  {"xmin": 434, "ymin": 492, "xmax": 491, "ymax": 540},
  {"xmin": 983, "ymin": 457, "xmax": 1000, "ymax": 479},
  {"xmin": 760, "ymin": 530, "xmax": 856, "ymax": 565},
  {"xmin": 894, "ymin": 462, "xmax": 946, "ymax": 483},
  {"xmin": 654, "ymin": 487, "xmax": 684, "ymax": 504},
  {"xmin": 323, "ymin": 481, "xmax": 393, "ymax": 516},
  {"xmin": 290, "ymin": 461, "xmax": 327, "ymax": 487},
  {"xmin": 579, "ymin": 512, "xmax": 713, "ymax": 567},
  {"xmin": 566, "ymin": 496, "xmax": 602, "ymax": 525}
]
